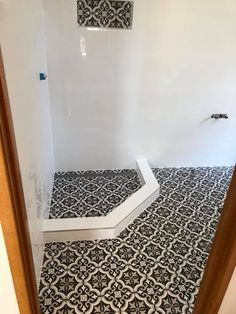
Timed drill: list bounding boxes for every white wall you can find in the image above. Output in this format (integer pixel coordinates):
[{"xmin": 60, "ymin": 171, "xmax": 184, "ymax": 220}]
[
  {"xmin": 0, "ymin": 224, "xmax": 19, "ymax": 314},
  {"xmin": 0, "ymin": 0, "xmax": 55, "ymax": 284},
  {"xmin": 44, "ymin": 0, "xmax": 236, "ymax": 171},
  {"xmin": 218, "ymin": 268, "xmax": 236, "ymax": 314}
]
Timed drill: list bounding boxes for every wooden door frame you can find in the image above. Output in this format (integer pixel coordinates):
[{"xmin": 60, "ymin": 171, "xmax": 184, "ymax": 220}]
[
  {"xmin": 0, "ymin": 46, "xmax": 236, "ymax": 314},
  {"xmin": 193, "ymin": 167, "xmax": 236, "ymax": 313}
]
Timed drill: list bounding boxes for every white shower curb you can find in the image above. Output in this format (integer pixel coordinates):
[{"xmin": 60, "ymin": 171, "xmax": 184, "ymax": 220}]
[{"xmin": 43, "ymin": 159, "xmax": 160, "ymax": 242}]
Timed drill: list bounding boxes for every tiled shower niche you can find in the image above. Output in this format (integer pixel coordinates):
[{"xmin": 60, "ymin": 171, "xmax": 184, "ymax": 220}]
[{"xmin": 77, "ymin": 0, "xmax": 134, "ymax": 29}]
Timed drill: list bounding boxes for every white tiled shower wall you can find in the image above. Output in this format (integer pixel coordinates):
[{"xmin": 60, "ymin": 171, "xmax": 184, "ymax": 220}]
[
  {"xmin": 1, "ymin": 0, "xmax": 236, "ymax": 286},
  {"xmin": 0, "ymin": 0, "xmax": 55, "ymax": 285},
  {"xmin": 44, "ymin": 0, "xmax": 236, "ymax": 171}
]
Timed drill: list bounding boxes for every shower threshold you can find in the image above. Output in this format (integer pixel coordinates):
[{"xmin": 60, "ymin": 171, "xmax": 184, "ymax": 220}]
[{"xmin": 43, "ymin": 159, "xmax": 160, "ymax": 241}]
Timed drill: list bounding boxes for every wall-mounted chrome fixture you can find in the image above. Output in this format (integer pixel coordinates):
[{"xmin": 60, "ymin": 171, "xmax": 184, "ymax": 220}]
[
  {"xmin": 211, "ymin": 114, "xmax": 228, "ymax": 119},
  {"xmin": 39, "ymin": 73, "xmax": 47, "ymax": 80}
]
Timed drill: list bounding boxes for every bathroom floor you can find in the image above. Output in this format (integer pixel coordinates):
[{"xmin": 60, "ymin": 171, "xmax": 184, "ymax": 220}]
[
  {"xmin": 49, "ymin": 169, "xmax": 141, "ymax": 218},
  {"xmin": 39, "ymin": 167, "xmax": 232, "ymax": 314}
]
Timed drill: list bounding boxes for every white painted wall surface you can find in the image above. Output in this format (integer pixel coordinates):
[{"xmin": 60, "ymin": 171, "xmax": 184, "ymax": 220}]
[
  {"xmin": 218, "ymin": 267, "xmax": 236, "ymax": 314},
  {"xmin": 0, "ymin": 224, "xmax": 19, "ymax": 314},
  {"xmin": 0, "ymin": 0, "xmax": 55, "ymax": 284},
  {"xmin": 44, "ymin": 0, "xmax": 236, "ymax": 171}
]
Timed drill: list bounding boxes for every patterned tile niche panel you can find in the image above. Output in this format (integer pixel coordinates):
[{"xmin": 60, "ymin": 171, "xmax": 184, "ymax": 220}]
[
  {"xmin": 39, "ymin": 167, "xmax": 233, "ymax": 314},
  {"xmin": 77, "ymin": 0, "xmax": 133, "ymax": 29}
]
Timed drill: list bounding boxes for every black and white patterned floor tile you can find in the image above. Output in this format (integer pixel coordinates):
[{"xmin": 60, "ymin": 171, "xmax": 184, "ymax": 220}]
[
  {"xmin": 39, "ymin": 167, "xmax": 233, "ymax": 314},
  {"xmin": 49, "ymin": 169, "xmax": 141, "ymax": 219}
]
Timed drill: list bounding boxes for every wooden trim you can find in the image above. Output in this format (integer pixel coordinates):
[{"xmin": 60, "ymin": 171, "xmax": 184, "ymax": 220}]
[
  {"xmin": 0, "ymin": 47, "xmax": 40, "ymax": 313},
  {"xmin": 193, "ymin": 167, "xmax": 236, "ymax": 314}
]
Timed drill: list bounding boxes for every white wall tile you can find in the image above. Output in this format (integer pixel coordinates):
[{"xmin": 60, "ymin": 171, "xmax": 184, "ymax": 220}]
[
  {"xmin": 44, "ymin": 0, "xmax": 236, "ymax": 171},
  {"xmin": 0, "ymin": 0, "xmax": 55, "ymax": 285}
]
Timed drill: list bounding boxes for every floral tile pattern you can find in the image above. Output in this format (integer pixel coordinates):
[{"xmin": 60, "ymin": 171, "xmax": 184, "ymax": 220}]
[
  {"xmin": 39, "ymin": 167, "xmax": 233, "ymax": 313},
  {"xmin": 77, "ymin": 0, "xmax": 133, "ymax": 29},
  {"xmin": 49, "ymin": 169, "xmax": 141, "ymax": 219}
]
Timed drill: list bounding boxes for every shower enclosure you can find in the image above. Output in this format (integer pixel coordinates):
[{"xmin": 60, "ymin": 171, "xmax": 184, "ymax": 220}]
[{"xmin": 1, "ymin": 0, "xmax": 236, "ymax": 313}]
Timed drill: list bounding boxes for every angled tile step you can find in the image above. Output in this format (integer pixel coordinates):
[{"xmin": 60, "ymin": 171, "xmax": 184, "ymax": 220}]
[{"xmin": 43, "ymin": 159, "xmax": 160, "ymax": 241}]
